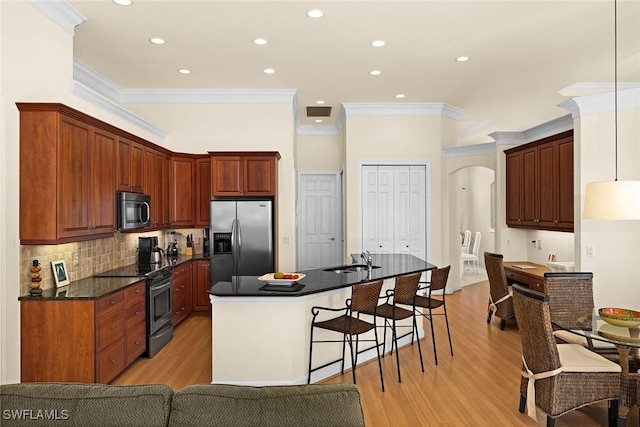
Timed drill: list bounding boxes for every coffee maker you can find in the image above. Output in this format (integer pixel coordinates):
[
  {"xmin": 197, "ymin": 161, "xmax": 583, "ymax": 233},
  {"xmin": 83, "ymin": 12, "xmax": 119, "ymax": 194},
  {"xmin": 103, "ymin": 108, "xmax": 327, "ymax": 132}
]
[
  {"xmin": 138, "ymin": 236, "xmax": 159, "ymax": 264},
  {"xmin": 166, "ymin": 231, "xmax": 178, "ymax": 257}
]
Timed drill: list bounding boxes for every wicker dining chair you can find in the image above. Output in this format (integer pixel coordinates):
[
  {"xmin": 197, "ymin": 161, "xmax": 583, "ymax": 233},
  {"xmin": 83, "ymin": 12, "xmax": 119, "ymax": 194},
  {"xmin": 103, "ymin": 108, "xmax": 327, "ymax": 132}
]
[
  {"xmin": 308, "ymin": 280, "xmax": 385, "ymax": 391},
  {"xmin": 512, "ymin": 284, "xmax": 621, "ymax": 427},
  {"xmin": 361, "ymin": 272, "xmax": 423, "ymax": 383},
  {"xmin": 544, "ymin": 272, "xmax": 617, "ymax": 353},
  {"xmin": 396, "ymin": 266, "xmax": 453, "ymax": 366},
  {"xmin": 484, "ymin": 252, "xmax": 515, "ymax": 330}
]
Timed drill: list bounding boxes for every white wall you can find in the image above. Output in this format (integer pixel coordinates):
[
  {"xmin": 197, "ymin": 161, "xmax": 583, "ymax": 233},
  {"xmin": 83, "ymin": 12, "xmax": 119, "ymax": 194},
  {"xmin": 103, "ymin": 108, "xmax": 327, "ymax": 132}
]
[{"xmin": 295, "ymin": 133, "xmax": 343, "ymax": 171}]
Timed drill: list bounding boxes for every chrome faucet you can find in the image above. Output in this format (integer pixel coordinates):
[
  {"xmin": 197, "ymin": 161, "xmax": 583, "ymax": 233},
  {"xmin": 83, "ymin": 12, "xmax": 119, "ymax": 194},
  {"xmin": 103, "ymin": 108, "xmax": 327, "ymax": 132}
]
[{"xmin": 361, "ymin": 250, "xmax": 373, "ymax": 269}]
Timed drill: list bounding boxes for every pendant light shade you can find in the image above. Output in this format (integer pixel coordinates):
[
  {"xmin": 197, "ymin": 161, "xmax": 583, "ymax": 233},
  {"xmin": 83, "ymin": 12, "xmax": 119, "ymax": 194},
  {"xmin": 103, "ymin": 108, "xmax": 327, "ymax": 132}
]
[
  {"xmin": 582, "ymin": 0, "xmax": 640, "ymax": 221},
  {"xmin": 583, "ymin": 181, "xmax": 640, "ymax": 220}
]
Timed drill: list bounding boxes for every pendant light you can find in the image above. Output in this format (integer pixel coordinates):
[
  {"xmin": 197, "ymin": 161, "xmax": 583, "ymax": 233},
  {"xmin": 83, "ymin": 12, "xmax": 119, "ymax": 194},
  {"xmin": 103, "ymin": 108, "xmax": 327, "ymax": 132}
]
[{"xmin": 582, "ymin": 0, "xmax": 640, "ymax": 220}]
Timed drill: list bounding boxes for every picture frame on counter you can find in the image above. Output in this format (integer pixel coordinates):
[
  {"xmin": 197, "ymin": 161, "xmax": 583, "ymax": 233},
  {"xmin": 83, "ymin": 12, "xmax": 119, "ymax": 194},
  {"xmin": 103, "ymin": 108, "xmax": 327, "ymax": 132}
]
[
  {"xmin": 55, "ymin": 285, "xmax": 69, "ymax": 297},
  {"xmin": 51, "ymin": 260, "xmax": 70, "ymax": 287}
]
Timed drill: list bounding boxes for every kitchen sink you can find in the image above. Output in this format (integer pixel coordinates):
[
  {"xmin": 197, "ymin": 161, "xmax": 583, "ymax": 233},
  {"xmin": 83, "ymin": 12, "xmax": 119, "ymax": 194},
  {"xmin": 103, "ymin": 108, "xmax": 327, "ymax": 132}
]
[{"xmin": 323, "ymin": 264, "xmax": 381, "ymax": 274}]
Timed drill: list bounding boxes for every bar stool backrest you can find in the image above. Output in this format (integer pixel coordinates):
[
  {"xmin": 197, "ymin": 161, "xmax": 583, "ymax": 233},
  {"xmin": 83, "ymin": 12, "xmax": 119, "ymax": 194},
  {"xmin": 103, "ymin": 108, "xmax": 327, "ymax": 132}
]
[
  {"xmin": 394, "ymin": 272, "xmax": 422, "ymax": 302},
  {"xmin": 351, "ymin": 280, "xmax": 384, "ymax": 313}
]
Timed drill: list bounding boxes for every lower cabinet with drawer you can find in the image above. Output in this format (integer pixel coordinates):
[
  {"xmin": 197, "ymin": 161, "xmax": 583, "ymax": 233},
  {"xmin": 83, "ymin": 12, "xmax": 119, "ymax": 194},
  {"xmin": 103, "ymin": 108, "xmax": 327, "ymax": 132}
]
[
  {"xmin": 20, "ymin": 281, "xmax": 147, "ymax": 383},
  {"xmin": 503, "ymin": 262, "xmax": 548, "ymax": 293},
  {"xmin": 172, "ymin": 261, "xmax": 193, "ymax": 326}
]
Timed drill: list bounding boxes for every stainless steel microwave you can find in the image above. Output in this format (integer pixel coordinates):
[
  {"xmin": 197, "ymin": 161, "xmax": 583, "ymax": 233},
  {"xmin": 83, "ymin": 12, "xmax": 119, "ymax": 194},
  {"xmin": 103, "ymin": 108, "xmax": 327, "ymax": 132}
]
[{"xmin": 117, "ymin": 192, "xmax": 151, "ymax": 230}]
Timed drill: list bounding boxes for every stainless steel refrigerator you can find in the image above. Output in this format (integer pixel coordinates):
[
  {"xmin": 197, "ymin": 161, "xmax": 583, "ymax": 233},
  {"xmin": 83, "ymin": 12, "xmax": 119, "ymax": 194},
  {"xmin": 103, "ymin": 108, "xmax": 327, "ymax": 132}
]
[{"xmin": 210, "ymin": 200, "xmax": 274, "ymax": 286}]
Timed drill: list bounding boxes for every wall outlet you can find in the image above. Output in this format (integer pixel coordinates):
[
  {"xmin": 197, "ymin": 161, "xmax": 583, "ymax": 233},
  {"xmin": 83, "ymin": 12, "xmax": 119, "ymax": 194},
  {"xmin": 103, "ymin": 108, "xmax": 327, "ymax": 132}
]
[
  {"xmin": 536, "ymin": 239, "xmax": 542, "ymax": 249},
  {"xmin": 283, "ymin": 236, "xmax": 291, "ymax": 243},
  {"xmin": 586, "ymin": 244, "xmax": 596, "ymax": 257}
]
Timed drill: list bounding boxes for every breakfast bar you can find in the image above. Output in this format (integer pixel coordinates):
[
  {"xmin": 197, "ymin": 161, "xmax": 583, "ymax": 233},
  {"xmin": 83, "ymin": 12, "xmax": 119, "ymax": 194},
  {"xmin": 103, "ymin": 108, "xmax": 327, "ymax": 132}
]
[{"xmin": 208, "ymin": 254, "xmax": 436, "ymax": 385}]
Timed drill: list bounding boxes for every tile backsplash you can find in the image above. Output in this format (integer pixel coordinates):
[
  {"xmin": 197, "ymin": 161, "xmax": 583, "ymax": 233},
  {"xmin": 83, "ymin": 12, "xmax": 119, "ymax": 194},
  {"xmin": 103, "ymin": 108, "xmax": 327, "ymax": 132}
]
[{"xmin": 20, "ymin": 229, "xmax": 206, "ymax": 295}]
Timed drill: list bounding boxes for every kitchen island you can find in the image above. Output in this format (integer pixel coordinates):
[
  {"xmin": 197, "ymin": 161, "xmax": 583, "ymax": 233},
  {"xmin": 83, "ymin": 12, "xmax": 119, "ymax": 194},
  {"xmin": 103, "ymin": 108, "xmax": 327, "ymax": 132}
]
[{"xmin": 208, "ymin": 254, "xmax": 436, "ymax": 385}]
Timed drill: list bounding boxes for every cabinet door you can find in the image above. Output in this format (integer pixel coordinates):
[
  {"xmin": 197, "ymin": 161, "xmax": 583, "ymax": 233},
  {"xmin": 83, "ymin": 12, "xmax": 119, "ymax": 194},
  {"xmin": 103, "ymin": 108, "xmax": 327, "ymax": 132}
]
[
  {"xmin": 195, "ymin": 157, "xmax": 211, "ymax": 226},
  {"xmin": 160, "ymin": 154, "xmax": 171, "ymax": 227},
  {"xmin": 116, "ymin": 137, "xmax": 144, "ymax": 193},
  {"xmin": 193, "ymin": 260, "xmax": 211, "ymax": 312},
  {"xmin": 505, "ymin": 152, "xmax": 523, "ymax": 226},
  {"xmin": 170, "ymin": 157, "xmax": 196, "ymax": 227},
  {"xmin": 57, "ymin": 116, "xmax": 92, "ymax": 239},
  {"xmin": 521, "ymin": 147, "xmax": 538, "ymax": 227},
  {"xmin": 393, "ymin": 166, "xmax": 411, "ymax": 254},
  {"xmin": 90, "ymin": 128, "xmax": 116, "ymax": 234},
  {"xmin": 361, "ymin": 166, "xmax": 379, "ymax": 253},
  {"xmin": 243, "ymin": 156, "xmax": 276, "ymax": 196},
  {"xmin": 144, "ymin": 147, "xmax": 159, "ymax": 227},
  {"xmin": 537, "ymin": 142, "xmax": 557, "ymax": 228},
  {"xmin": 211, "ymin": 156, "xmax": 242, "ymax": 196},
  {"xmin": 556, "ymin": 137, "xmax": 574, "ymax": 230}
]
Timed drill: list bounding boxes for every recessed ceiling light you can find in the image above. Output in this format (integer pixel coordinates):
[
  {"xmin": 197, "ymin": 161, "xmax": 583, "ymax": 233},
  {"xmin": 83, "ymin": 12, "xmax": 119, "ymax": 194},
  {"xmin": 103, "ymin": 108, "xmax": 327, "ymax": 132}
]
[
  {"xmin": 455, "ymin": 56, "xmax": 471, "ymax": 62},
  {"xmin": 315, "ymin": 119, "xmax": 323, "ymax": 123},
  {"xmin": 253, "ymin": 38, "xmax": 268, "ymax": 45},
  {"xmin": 316, "ymin": 100, "xmax": 325, "ymax": 105},
  {"xmin": 149, "ymin": 37, "xmax": 165, "ymax": 45},
  {"xmin": 369, "ymin": 70, "xmax": 382, "ymax": 76},
  {"xmin": 371, "ymin": 40, "xmax": 386, "ymax": 47},
  {"xmin": 113, "ymin": 0, "xmax": 132, "ymax": 6},
  {"xmin": 395, "ymin": 94, "xmax": 406, "ymax": 99},
  {"xmin": 263, "ymin": 68, "xmax": 275, "ymax": 74},
  {"xmin": 307, "ymin": 9, "xmax": 324, "ymax": 18},
  {"xmin": 178, "ymin": 69, "xmax": 191, "ymax": 74}
]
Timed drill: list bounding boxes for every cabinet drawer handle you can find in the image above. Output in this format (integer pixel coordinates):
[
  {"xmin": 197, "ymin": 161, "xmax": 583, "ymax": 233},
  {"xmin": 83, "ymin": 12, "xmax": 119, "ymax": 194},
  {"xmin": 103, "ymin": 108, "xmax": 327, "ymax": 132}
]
[
  {"xmin": 110, "ymin": 359, "xmax": 117, "ymax": 364},
  {"xmin": 110, "ymin": 300, "xmax": 116, "ymax": 305},
  {"xmin": 135, "ymin": 289, "xmax": 140, "ymax": 294},
  {"xmin": 134, "ymin": 311, "xmax": 140, "ymax": 315},
  {"xmin": 134, "ymin": 340, "xmax": 141, "ymax": 345},
  {"xmin": 110, "ymin": 325, "xmax": 117, "ymax": 330}
]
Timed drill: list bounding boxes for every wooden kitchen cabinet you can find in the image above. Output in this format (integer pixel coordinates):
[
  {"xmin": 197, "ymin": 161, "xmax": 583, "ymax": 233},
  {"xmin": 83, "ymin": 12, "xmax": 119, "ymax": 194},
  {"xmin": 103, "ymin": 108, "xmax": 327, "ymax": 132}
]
[
  {"xmin": 172, "ymin": 261, "xmax": 193, "ymax": 326},
  {"xmin": 170, "ymin": 156, "xmax": 196, "ymax": 227},
  {"xmin": 505, "ymin": 130, "xmax": 574, "ymax": 232},
  {"xmin": 503, "ymin": 262, "xmax": 548, "ymax": 293},
  {"xmin": 18, "ymin": 103, "xmax": 116, "ymax": 244},
  {"xmin": 116, "ymin": 136, "xmax": 145, "ymax": 193},
  {"xmin": 210, "ymin": 152, "xmax": 280, "ymax": 197},
  {"xmin": 20, "ymin": 281, "xmax": 146, "ymax": 383},
  {"xmin": 195, "ymin": 156, "xmax": 211, "ymax": 227},
  {"xmin": 192, "ymin": 260, "xmax": 211, "ymax": 313},
  {"xmin": 144, "ymin": 147, "xmax": 172, "ymax": 229}
]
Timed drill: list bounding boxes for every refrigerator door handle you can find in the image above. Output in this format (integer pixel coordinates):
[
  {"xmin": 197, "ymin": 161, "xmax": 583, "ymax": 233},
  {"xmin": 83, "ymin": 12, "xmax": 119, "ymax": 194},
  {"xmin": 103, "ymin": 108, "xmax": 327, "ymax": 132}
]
[
  {"xmin": 231, "ymin": 219, "xmax": 238, "ymax": 270},
  {"xmin": 236, "ymin": 219, "xmax": 242, "ymax": 265}
]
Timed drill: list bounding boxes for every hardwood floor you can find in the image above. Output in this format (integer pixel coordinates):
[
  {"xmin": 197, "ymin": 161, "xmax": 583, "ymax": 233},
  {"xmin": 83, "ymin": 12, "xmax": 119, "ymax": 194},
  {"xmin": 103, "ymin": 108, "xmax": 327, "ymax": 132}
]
[{"xmin": 113, "ymin": 283, "xmax": 638, "ymax": 426}]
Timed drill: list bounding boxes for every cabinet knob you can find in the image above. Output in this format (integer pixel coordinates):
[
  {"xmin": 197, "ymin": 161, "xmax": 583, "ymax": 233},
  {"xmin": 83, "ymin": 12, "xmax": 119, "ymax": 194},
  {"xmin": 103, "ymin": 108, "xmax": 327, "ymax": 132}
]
[
  {"xmin": 134, "ymin": 340, "xmax": 141, "ymax": 345},
  {"xmin": 135, "ymin": 311, "xmax": 140, "ymax": 315},
  {"xmin": 110, "ymin": 359, "xmax": 117, "ymax": 364},
  {"xmin": 110, "ymin": 300, "xmax": 116, "ymax": 305},
  {"xmin": 110, "ymin": 325, "xmax": 117, "ymax": 330}
]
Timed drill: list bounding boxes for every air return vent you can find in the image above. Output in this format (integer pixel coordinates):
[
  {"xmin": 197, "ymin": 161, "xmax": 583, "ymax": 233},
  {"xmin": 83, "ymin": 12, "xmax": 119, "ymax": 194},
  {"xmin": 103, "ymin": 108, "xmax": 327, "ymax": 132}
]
[{"xmin": 306, "ymin": 106, "xmax": 332, "ymax": 117}]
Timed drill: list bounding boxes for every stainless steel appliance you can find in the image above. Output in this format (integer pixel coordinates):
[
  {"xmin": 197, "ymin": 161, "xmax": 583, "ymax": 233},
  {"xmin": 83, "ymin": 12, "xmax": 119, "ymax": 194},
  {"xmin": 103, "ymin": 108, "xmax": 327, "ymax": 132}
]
[
  {"xmin": 117, "ymin": 192, "xmax": 151, "ymax": 231},
  {"xmin": 138, "ymin": 236, "xmax": 159, "ymax": 264},
  {"xmin": 94, "ymin": 263, "xmax": 173, "ymax": 358},
  {"xmin": 210, "ymin": 199, "xmax": 274, "ymax": 286}
]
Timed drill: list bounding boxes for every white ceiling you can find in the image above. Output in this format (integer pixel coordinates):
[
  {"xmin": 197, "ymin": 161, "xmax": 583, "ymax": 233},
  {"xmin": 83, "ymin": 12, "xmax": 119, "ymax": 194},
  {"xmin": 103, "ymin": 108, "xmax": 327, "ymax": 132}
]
[{"xmin": 68, "ymin": 0, "xmax": 640, "ymax": 144}]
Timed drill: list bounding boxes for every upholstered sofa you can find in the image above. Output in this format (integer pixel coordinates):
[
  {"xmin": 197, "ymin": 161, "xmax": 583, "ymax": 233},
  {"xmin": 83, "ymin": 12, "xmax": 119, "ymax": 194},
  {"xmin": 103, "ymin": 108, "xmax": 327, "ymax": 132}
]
[{"xmin": 0, "ymin": 382, "xmax": 365, "ymax": 426}]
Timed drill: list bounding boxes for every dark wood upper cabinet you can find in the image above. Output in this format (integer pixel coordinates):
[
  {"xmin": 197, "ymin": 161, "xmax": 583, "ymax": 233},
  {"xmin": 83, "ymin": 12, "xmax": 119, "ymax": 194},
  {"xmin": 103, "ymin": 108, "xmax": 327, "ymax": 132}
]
[
  {"xmin": 116, "ymin": 136, "xmax": 144, "ymax": 193},
  {"xmin": 505, "ymin": 130, "xmax": 574, "ymax": 232},
  {"xmin": 170, "ymin": 155, "xmax": 196, "ymax": 227},
  {"xmin": 195, "ymin": 156, "xmax": 211, "ymax": 226},
  {"xmin": 18, "ymin": 103, "xmax": 116, "ymax": 244},
  {"xmin": 209, "ymin": 152, "xmax": 280, "ymax": 197}
]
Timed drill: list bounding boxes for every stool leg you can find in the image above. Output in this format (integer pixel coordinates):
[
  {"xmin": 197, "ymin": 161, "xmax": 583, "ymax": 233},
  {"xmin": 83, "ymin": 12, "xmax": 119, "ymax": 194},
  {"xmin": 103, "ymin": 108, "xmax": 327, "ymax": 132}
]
[
  {"xmin": 373, "ymin": 323, "xmax": 385, "ymax": 392},
  {"xmin": 307, "ymin": 325, "xmax": 315, "ymax": 384}
]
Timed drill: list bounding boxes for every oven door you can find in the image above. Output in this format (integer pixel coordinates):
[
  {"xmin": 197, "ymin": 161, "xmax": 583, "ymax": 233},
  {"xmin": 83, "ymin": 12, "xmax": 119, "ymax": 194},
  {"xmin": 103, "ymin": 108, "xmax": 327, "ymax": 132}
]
[{"xmin": 148, "ymin": 275, "xmax": 173, "ymax": 335}]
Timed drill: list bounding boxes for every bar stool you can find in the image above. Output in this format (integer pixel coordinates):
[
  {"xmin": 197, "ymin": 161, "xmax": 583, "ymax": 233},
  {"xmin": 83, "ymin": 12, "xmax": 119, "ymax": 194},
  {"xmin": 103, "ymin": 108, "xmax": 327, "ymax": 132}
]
[
  {"xmin": 362, "ymin": 272, "xmax": 423, "ymax": 383},
  {"xmin": 308, "ymin": 279, "xmax": 385, "ymax": 391},
  {"xmin": 397, "ymin": 266, "xmax": 453, "ymax": 365}
]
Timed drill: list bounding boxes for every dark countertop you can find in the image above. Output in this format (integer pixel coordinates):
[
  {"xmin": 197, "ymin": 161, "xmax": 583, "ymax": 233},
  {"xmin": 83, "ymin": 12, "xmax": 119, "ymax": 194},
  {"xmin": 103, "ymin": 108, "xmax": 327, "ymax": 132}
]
[
  {"xmin": 208, "ymin": 254, "xmax": 436, "ymax": 297},
  {"xmin": 19, "ymin": 254, "xmax": 208, "ymax": 301}
]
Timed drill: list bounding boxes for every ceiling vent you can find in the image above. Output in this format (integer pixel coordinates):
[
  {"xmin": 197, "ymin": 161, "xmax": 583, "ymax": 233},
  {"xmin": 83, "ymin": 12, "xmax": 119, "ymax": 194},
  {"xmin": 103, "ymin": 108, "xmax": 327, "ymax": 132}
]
[{"xmin": 306, "ymin": 106, "xmax": 332, "ymax": 117}]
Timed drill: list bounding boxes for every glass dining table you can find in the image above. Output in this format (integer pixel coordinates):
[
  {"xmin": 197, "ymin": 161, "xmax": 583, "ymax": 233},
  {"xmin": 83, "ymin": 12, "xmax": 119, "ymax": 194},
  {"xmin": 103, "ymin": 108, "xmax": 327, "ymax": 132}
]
[{"xmin": 552, "ymin": 312, "xmax": 640, "ymax": 424}]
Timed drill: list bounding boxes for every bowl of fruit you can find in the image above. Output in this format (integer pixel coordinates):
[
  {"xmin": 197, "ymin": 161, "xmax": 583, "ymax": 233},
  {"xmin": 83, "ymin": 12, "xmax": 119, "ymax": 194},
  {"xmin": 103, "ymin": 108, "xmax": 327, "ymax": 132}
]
[
  {"xmin": 598, "ymin": 307, "xmax": 640, "ymax": 328},
  {"xmin": 258, "ymin": 272, "xmax": 306, "ymax": 285}
]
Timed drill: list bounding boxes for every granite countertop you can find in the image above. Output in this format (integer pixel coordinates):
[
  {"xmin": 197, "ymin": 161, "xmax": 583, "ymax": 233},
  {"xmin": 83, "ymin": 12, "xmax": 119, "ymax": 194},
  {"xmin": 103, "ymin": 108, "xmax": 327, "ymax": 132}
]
[
  {"xmin": 19, "ymin": 254, "xmax": 209, "ymax": 301},
  {"xmin": 209, "ymin": 254, "xmax": 436, "ymax": 298}
]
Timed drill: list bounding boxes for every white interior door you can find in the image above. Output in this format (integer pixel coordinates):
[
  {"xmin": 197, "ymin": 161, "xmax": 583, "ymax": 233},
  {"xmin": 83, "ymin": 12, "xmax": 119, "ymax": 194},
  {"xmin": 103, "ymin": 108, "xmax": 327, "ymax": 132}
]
[
  {"xmin": 361, "ymin": 164, "xmax": 427, "ymax": 260},
  {"xmin": 298, "ymin": 173, "xmax": 342, "ymax": 270}
]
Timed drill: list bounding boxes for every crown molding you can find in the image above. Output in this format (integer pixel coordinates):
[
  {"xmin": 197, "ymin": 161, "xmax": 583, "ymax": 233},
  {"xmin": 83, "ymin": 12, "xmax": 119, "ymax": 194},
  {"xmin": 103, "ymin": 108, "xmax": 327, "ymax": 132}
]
[
  {"xmin": 68, "ymin": 81, "xmax": 168, "ymax": 138},
  {"xmin": 297, "ymin": 125, "xmax": 340, "ymax": 136},
  {"xmin": 461, "ymin": 119, "xmax": 493, "ymax": 138},
  {"xmin": 444, "ymin": 142, "xmax": 496, "ymax": 158},
  {"xmin": 559, "ymin": 87, "xmax": 640, "ymax": 118},
  {"xmin": 120, "ymin": 88, "xmax": 297, "ymax": 104},
  {"xmin": 27, "ymin": 0, "xmax": 85, "ymax": 35},
  {"xmin": 74, "ymin": 59, "xmax": 122, "ymax": 101},
  {"xmin": 559, "ymin": 82, "xmax": 639, "ymax": 97},
  {"xmin": 342, "ymin": 102, "xmax": 463, "ymax": 120},
  {"xmin": 489, "ymin": 114, "xmax": 573, "ymax": 147}
]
